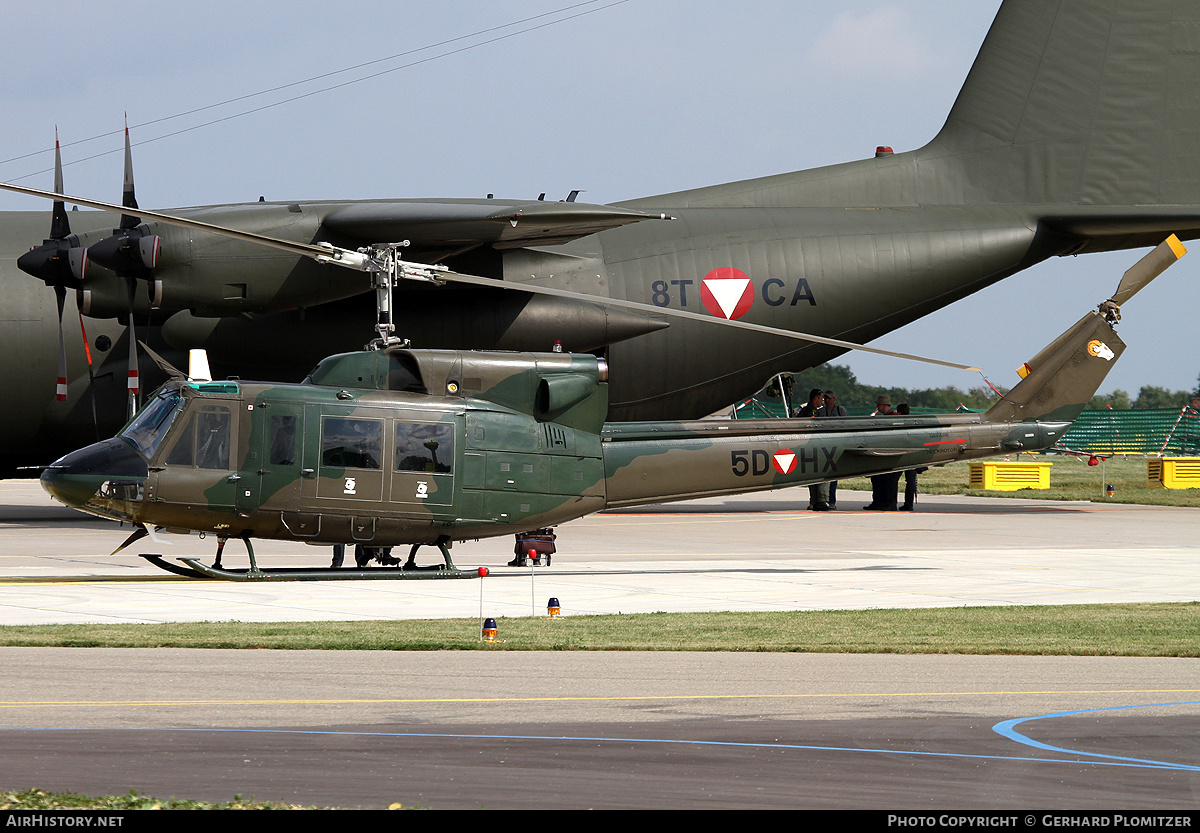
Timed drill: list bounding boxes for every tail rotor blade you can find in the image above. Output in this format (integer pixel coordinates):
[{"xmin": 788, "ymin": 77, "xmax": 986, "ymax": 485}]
[{"xmin": 1112, "ymin": 234, "xmax": 1187, "ymax": 306}]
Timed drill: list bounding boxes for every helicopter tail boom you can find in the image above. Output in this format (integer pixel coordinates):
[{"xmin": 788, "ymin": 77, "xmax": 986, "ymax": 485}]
[{"xmin": 600, "ymin": 308, "xmax": 1126, "ymax": 510}]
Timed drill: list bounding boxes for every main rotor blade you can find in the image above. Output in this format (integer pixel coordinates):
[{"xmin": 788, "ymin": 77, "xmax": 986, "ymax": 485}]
[
  {"xmin": 138, "ymin": 340, "xmax": 186, "ymax": 382},
  {"xmin": 0, "ymin": 180, "xmax": 980, "ymax": 371},
  {"xmin": 440, "ymin": 271, "xmax": 983, "ymax": 372},
  {"xmin": 0, "ymin": 181, "xmax": 369, "ymax": 268}
]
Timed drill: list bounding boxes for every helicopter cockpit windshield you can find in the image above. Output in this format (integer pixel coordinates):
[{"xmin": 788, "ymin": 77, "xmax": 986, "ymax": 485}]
[{"xmin": 120, "ymin": 388, "xmax": 184, "ymax": 459}]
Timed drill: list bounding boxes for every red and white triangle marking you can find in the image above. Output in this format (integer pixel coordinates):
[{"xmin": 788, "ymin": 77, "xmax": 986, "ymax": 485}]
[
  {"xmin": 772, "ymin": 449, "xmax": 797, "ymax": 474},
  {"xmin": 700, "ymin": 267, "xmax": 754, "ymax": 320}
]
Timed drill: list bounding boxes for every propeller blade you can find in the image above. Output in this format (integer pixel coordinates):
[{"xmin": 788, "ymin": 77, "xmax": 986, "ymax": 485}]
[
  {"xmin": 77, "ymin": 311, "xmax": 101, "ymax": 442},
  {"xmin": 126, "ymin": 278, "xmax": 139, "ymax": 419},
  {"xmin": 54, "ymin": 286, "xmax": 68, "ymax": 402},
  {"xmin": 49, "ymin": 130, "xmax": 70, "ymax": 240},
  {"xmin": 119, "ymin": 117, "xmax": 141, "ymax": 230}
]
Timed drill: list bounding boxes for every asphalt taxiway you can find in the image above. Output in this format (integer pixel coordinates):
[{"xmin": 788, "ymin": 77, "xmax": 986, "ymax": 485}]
[{"xmin": 0, "ymin": 649, "xmax": 1196, "ymax": 809}]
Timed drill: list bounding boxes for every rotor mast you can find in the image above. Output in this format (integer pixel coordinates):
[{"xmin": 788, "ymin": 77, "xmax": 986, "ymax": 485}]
[{"xmin": 333, "ymin": 241, "xmax": 449, "ymax": 348}]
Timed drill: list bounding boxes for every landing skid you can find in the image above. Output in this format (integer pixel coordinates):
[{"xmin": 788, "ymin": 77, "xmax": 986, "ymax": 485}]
[
  {"xmin": 176, "ymin": 558, "xmax": 482, "ymax": 582},
  {"xmin": 138, "ymin": 540, "xmax": 485, "ymax": 582},
  {"xmin": 139, "ymin": 555, "xmax": 209, "ymax": 579}
]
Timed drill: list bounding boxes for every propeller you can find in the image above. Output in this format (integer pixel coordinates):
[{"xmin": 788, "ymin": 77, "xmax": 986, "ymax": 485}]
[
  {"xmin": 84, "ymin": 121, "xmax": 162, "ymax": 418},
  {"xmin": 15, "ymin": 132, "xmax": 89, "ymax": 291},
  {"xmin": 0, "ymin": 177, "xmax": 985, "ymax": 374},
  {"xmin": 16, "ymin": 133, "xmax": 90, "ymax": 404}
]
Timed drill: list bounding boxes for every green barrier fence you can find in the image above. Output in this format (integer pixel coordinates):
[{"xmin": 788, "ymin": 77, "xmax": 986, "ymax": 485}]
[{"xmin": 1059, "ymin": 408, "xmax": 1200, "ymax": 456}]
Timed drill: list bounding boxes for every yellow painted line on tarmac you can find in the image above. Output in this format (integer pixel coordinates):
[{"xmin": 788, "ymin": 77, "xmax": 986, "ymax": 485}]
[{"xmin": 1, "ymin": 689, "xmax": 1198, "ymax": 710}]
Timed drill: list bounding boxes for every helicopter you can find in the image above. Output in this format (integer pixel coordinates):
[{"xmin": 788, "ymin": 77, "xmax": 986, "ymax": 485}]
[{"xmin": 33, "ymin": 195, "xmax": 1184, "ymax": 580}]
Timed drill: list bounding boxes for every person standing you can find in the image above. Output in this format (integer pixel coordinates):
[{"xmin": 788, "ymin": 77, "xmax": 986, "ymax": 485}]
[
  {"xmin": 795, "ymin": 389, "xmax": 830, "ymax": 510},
  {"xmin": 794, "ymin": 388, "xmax": 824, "ymax": 417},
  {"xmin": 895, "ymin": 403, "xmax": 926, "ymax": 511},
  {"xmin": 820, "ymin": 390, "xmax": 847, "ymax": 509},
  {"xmin": 864, "ymin": 395, "xmax": 900, "ymax": 510}
]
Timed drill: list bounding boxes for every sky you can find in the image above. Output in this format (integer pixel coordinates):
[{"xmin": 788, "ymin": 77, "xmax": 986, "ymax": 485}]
[{"xmin": 1, "ymin": 1, "xmax": 1195, "ymax": 398}]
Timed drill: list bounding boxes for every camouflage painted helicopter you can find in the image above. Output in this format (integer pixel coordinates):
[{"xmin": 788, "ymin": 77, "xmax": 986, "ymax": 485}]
[
  {"xmin": 34, "ymin": 217, "xmax": 1184, "ymax": 580},
  {"xmin": 7, "ymin": 0, "xmax": 1200, "ymax": 473}
]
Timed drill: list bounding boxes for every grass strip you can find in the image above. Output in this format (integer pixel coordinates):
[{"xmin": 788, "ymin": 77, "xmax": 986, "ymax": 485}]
[
  {"xmin": 0, "ymin": 603, "xmax": 1196, "ymax": 655},
  {"xmin": 0, "ymin": 788, "xmax": 362, "ymax": 810}
]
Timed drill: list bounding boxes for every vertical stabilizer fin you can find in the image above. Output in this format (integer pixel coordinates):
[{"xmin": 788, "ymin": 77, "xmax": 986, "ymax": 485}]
[
  {"xmin": 931, "ymin": 1, "xmax": 1200, "ymax": 207},
  {"xmin": 987, "ymin": 313, "xmax": 1123, "ymax": 425}
]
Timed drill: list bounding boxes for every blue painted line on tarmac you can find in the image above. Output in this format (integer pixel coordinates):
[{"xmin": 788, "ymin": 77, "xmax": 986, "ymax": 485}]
[
  {"xmin": 992, "ymin": 701, "xmax": 1200, "ymax": 772},
  {"xmin": 0, "ymin": 724, "xmax": 1195, "ymax": 772}
]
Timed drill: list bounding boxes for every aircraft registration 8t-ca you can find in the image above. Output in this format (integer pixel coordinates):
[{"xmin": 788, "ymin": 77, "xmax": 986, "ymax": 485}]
[{"xmin": 37, "ymin": 238, "xmax": 1185, "ymax": 580}]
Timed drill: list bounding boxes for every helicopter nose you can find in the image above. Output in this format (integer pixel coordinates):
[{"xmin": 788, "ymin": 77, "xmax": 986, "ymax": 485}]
[{"xmin": 41, "ymin": 438, "xmax": 149, "ymax": 522}]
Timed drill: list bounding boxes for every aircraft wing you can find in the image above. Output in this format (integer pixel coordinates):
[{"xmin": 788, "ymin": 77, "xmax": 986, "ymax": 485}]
[{"xmin": 321, "ymin": 199, "xmax": 669, "ymax": 255}]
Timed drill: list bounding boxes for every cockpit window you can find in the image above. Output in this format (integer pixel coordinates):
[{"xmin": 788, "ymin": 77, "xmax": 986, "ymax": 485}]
[
  {"xmin": 120, "ymin": 390, "xmax": 183, "ymax": 459},
  {"xmin": 162, "ymin": 405, "xmax": 233, "ymax": 469}
]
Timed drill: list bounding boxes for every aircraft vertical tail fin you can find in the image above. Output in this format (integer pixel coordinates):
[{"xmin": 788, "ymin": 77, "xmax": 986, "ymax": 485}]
[
  {"xmin": 646, "ymin": 0, "xmax": 1200, "ymax": 240},
  {"xmin": 925, "ymin": 0, "xmax": 1200, "ymax": 208}
]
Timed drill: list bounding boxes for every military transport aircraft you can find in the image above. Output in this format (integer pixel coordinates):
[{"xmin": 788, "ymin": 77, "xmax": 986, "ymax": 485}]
[
  {"xmin": 35, "ymin": 230, "xmax": 1184, "ymax": 580},
  {"xmin": 5, "ymin": 0, "xmax": 1200, "ymax": 473}
]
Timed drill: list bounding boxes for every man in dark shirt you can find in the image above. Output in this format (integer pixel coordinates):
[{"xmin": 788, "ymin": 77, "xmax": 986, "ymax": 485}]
[{"xmin": 795, "ymin": 389, "xmax": 830, "ymax": 510}]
